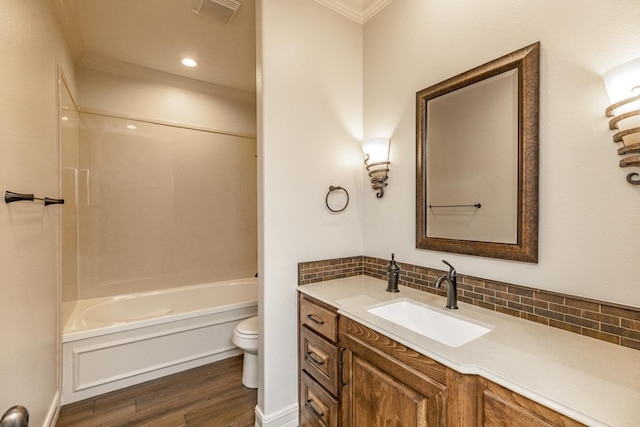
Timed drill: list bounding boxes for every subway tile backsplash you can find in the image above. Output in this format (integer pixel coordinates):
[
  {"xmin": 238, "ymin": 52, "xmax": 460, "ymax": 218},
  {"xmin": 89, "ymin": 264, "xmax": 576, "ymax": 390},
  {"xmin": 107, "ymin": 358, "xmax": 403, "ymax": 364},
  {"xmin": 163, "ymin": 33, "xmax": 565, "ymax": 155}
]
[{"xmin": 298, "ymin": 256, "xmax": 640, "ymax": 352}]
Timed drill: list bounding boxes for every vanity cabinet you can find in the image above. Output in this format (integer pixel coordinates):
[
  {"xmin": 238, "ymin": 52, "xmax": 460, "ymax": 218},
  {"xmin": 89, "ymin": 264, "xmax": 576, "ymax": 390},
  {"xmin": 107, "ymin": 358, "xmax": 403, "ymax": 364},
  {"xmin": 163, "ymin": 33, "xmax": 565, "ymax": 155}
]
[
  {"xmin": 339, "ymin": 316, "xmax": 476, "ymax": 427},
  {"xmin": 478, "ymin": 378, "xmax": 586, "ymax": 427},
  {"xmin": 298, "ymin": 291, "xmax": 585, "ymax": 427},
  {"xmin": 299, "ymin": 294, "xmax": 340, "ymax": 427}
]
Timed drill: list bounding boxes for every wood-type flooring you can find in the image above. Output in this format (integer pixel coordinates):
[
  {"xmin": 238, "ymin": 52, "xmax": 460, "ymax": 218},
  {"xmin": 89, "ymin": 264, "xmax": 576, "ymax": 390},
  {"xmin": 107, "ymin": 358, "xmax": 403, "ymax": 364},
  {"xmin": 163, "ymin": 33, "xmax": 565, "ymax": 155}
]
[{"xmin": 56, "ymin": 355, "xmax": 257, "ymax": 427}]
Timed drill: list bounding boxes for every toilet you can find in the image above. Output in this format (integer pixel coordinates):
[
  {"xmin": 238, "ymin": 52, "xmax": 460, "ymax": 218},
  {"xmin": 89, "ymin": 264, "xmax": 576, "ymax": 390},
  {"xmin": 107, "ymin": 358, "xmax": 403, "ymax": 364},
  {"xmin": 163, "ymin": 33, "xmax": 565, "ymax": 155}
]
[{"xmin": 232, "ymin": 316, "xmax": 258, "ymax": 388}]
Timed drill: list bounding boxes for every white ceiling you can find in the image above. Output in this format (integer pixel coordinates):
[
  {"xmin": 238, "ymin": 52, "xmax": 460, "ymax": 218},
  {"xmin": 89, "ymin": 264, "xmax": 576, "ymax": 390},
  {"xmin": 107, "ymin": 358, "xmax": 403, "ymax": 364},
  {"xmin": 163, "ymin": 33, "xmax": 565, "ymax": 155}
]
[{"xmin": 55, "ymin": 0, "xmax": 391, "ymax": 98}]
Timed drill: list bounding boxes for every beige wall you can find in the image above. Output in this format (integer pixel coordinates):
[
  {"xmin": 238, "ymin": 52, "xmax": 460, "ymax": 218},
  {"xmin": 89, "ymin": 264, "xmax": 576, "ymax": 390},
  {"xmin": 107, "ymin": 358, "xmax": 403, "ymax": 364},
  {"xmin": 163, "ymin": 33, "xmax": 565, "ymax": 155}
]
[
  {"xmin": 0, "ymin": 0, "xmax": 75, "ymax": 425},
  {"xmin": 363, "ymin": 0, "xmax": 640, "ymax": 307},
  {"xmin": 257, "ymin": 0, "xmax": 364, "ymax": 424}
]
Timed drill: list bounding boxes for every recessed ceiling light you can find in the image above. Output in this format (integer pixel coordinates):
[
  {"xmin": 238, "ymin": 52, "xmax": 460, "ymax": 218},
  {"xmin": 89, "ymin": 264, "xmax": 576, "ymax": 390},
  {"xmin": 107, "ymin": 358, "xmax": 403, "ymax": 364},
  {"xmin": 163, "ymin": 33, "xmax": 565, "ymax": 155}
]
[
  {"xmin": 61, "ymin": 116, "xmax": 69, "ymax": 122},
  {"xmin": 180, "ymin": 57, "xmax": 199, "ymax": 67},
  {"xmin": 126, "ymin": 124, "xmax": 137, "ymax": 130}
]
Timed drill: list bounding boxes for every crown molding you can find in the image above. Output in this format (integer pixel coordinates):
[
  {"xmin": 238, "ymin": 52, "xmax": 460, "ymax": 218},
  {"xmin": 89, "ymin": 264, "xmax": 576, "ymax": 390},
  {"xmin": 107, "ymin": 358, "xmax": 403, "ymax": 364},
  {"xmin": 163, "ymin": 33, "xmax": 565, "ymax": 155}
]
[
  {"xmin": 53, "ymin": 0, "xmax": 85, "ymax": 60},
  {"xmin": 314, "ymin": 0, "xmax": 392, "ymax": 24},
  {"xmin": 78, "ymin": 54, "xmax": 256, "ymax": 105}
]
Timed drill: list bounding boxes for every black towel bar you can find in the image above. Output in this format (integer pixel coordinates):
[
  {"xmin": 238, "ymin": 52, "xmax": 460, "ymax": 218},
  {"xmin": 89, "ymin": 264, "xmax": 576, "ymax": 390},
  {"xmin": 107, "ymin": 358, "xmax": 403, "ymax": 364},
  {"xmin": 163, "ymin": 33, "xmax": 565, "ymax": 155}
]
[
  {"xmin": 428, "ymin": 203, "xmax": 481, "ymax": 209},
  {"xmin": 4, "ymin": 191, "xmax": 64, "ymax": 206}
]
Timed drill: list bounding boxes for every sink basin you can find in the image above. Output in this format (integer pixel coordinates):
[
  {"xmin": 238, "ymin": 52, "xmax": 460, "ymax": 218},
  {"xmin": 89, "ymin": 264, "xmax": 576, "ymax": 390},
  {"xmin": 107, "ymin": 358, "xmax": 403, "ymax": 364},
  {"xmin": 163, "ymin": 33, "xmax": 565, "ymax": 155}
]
[{"xmin": 367, "ymin": 299, "xmax": 492, "ymax": 347}]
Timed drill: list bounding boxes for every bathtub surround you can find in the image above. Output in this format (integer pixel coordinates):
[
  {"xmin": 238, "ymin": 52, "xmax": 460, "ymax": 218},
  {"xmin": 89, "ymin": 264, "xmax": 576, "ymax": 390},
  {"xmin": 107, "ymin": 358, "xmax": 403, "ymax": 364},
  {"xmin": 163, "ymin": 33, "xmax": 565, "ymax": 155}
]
[
  {"xmin": 60, "ymin": 78, "xmax": 81, "ymax": 304},
  {"xmin": 76, "ymin": 65, "xmax": 256, "ymax": 137},
  {"xmin": 64, "ymin": 112, "xmax": 257, "ymax": 300},
  {"xmin": 299, "ymin": 256, "xmax": 640, "ymax": 351}
]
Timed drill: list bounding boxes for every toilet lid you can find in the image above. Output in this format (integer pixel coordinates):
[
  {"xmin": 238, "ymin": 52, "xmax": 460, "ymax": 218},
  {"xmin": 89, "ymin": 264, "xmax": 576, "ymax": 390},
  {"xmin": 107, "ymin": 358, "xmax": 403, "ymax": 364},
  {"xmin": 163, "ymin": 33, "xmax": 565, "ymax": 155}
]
[{"xmin": 236, "ymin": 316, "xmax": 258, "ymax": 335}]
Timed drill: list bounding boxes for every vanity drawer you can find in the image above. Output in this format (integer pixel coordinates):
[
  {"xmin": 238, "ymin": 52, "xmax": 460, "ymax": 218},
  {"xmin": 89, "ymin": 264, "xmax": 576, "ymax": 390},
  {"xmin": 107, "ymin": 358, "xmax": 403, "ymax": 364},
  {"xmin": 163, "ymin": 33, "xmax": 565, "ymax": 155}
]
[
  {"xmin": 300, "ymin": 326, "xmax": 340, "ymax": 395},
  {"xmin": 300, "ymin": 371, "xmax": 339, "ymax": 427},
  {"xmin": 300, "ymin": 295, "xmax": 338, "ymax": 343}
]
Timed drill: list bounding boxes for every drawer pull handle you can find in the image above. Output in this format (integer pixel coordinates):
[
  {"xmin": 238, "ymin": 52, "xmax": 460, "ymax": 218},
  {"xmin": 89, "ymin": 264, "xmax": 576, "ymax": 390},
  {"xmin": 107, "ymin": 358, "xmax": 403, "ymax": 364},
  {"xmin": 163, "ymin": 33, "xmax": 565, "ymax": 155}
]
[
  {"xmin": 306, "ymin": 351, "xmax": 325, "ymax": 366},
  {"xmin": 306, "ymin": 399, "xmax": 325, "ymax": 418},
  {"xmin": 339, "ymin": 346, "xmax": 347, "ymax": 386},
  {"xmin": 306, "ymin": 314, "xmax": 325, "ymax": 325}
]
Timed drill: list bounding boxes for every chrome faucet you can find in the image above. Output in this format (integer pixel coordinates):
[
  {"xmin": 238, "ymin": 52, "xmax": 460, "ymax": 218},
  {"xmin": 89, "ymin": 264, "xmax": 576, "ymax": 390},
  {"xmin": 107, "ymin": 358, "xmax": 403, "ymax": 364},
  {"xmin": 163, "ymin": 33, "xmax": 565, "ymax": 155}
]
[{"xmin": 434, "ymin": 260, "xmax": 458, "ymax": 309}]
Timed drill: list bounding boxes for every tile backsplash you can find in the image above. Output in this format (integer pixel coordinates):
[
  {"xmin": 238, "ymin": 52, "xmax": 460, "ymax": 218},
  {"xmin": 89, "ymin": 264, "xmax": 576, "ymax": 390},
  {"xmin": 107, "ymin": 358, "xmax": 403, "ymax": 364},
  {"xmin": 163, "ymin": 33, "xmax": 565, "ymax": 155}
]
[{"xmin": 298, "ymin": 255, "xmax": 640, "ymax": 351}]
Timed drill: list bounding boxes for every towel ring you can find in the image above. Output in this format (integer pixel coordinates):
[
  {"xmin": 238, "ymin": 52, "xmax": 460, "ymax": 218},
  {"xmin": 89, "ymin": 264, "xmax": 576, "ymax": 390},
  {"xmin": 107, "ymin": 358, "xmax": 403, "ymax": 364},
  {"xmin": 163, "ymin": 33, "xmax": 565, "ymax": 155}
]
[{"xmin": 325, "ymin": 186, "xmax": 349, "ymax": 213}]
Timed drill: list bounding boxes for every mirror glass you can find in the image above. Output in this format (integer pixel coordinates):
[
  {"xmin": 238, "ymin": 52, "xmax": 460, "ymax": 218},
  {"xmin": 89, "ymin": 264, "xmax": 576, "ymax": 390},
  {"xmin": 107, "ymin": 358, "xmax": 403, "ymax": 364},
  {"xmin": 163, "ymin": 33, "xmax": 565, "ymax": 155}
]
[{"xmin": 416, "ymin": 43, "xmax": 540, "ymax": 263}]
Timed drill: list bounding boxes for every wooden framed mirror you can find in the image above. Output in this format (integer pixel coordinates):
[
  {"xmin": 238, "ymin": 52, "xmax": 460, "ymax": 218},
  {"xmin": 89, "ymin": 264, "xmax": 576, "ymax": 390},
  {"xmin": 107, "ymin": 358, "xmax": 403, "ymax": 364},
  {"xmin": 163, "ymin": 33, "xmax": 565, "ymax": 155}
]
[{"xmin": 416, "ymin": 43, "xmax": 540, "ymax": 263}]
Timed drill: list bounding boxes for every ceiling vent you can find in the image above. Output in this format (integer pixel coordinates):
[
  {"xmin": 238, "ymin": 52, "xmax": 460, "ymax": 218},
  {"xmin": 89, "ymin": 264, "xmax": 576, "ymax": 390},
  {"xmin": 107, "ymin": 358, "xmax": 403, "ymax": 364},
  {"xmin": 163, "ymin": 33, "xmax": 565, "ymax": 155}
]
[{"xmin": 192, "ymin": 0, "xmax": 241, "ymax": 24}]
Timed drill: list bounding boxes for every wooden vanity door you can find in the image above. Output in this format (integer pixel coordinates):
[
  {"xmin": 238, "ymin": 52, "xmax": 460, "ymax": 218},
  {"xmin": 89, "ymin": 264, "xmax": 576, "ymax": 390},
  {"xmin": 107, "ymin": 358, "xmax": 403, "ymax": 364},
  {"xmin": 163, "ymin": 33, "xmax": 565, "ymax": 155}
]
[
  {"xmin": 478, "ymin": 378, "xmax": 586, "ymax": 427},
  {"xmin": 341, "ymin": 335, "xmax": 447, "ymax": 427}
]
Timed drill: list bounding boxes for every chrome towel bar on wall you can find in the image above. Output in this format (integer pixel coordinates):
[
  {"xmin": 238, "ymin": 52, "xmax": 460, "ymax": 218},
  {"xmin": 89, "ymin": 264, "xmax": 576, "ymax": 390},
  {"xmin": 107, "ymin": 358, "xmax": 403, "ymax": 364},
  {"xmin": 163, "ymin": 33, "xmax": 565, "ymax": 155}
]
[{"xmin": 4, "ymin": 191, "xmax": 64, "ymax": 206}]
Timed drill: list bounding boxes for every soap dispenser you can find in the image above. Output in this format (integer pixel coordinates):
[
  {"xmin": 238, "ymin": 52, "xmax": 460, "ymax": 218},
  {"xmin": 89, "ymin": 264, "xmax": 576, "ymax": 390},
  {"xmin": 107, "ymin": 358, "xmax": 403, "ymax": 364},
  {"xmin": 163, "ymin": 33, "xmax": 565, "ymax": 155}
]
[{"xmin": 386, "ymin": 253, "xmax": 400, "ymax": 293}]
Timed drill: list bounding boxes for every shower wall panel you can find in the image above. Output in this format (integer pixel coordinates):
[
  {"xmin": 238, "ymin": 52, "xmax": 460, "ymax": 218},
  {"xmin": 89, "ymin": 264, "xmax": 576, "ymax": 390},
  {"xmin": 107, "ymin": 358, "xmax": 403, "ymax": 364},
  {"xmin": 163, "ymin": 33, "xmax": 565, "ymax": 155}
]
[
  {"xmin": 61, "ymin": 86, "xmax": 80, "ymax": 303},
  {"xmin": 76, "ymin": 113, "xmax": 257, "ymax": 299}
]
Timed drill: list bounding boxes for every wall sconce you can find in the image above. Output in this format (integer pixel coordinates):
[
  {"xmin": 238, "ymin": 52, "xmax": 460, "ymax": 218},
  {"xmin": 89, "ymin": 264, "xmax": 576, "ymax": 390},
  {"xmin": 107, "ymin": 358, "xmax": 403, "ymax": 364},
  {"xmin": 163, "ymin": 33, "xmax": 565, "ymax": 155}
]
[
  {"xmin": 603, "ymin": 58, "xmax": 640, "ymax": 185},
  {"xmin": 362, "ymin": 137, "xmax": 390, "ymax": 198}
]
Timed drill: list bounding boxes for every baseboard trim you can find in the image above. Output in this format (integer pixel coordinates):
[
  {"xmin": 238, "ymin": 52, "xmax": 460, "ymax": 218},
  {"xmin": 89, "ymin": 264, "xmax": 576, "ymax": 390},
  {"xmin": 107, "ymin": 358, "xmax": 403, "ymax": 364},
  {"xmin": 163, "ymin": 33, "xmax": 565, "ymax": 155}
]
[
  {"xmin": 44, "ymin": 390, "xmax": 61, "ymax": 427},
  {"xmin": 255, "ymin": 403, "xmax": 298, "ymax": 427}
]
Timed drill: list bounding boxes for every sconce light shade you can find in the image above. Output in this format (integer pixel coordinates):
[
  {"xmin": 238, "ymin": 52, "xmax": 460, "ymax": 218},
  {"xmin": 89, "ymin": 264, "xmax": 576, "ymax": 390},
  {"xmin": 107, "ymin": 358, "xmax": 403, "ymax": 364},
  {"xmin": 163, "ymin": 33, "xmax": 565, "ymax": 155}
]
[
  {"xmin": 363, "ymin": 137, "xmax": 390, "ymax": 197},
  {"xmin": 603, "ymin": 58, "xmax": 640, "ymax": 185},
  {"xmin": 604, "ymin": 58, "xmax": 640, "ymax": 107}
]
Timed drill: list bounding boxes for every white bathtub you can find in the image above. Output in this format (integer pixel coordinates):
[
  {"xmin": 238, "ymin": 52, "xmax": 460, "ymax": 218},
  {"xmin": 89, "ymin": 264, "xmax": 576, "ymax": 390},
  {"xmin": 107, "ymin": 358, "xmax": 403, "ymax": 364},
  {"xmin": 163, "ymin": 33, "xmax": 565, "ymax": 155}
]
[{"xmin": 62, "ymin": 278, "xmax": 258, "ymax": 404}]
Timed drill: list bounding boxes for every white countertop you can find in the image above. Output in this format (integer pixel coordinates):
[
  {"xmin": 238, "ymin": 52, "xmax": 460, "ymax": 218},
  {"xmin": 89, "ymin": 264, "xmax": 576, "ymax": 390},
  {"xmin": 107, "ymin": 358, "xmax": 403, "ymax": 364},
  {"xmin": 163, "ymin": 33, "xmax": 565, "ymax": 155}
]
[{"xmin": 298, "ymin": 275, "xmax": 640, "ymax": 427}]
